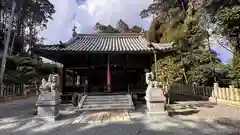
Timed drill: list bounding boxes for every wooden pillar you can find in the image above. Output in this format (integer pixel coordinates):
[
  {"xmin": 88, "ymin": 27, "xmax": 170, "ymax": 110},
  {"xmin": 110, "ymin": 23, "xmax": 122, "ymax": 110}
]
[
  {"xmin": 87, "ymin": 54, "xmax": 90, "ymax": 93},
  {"xmin": 72, "ymin": 70, "xmax": 75, "ymax": 93},
  {"xmin": 89, "ymin": 66, "xmax": 92, "ymax": 93},
  {"xmin": 107, "ymin": 54, "xmax": 110, "ymax": 92},
  {"xmin": 62, "ymin": 66, "xmax": 66, "ymax": 94},
  {"xmin": 58, "ymin": 66, "xmax": 63, "ymax": 94},
  {"xmin": 150, "ymin": 54, "xmax": 153, "ymax": 71},
  {"xmin": 126, "ymin": 54, "xmax": 129, "ymax": 93}
]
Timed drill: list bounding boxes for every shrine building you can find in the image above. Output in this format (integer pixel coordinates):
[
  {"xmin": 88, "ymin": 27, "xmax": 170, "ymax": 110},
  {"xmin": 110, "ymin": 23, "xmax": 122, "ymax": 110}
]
[{"xmin": 33, "ymin": 33, "xmax": 172, "ymax": 101}]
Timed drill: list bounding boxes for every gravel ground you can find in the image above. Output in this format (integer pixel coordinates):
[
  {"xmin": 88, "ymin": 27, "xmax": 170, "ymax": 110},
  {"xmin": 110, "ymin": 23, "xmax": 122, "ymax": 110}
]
[
  {"xmin": 176, "ymin": 101, "xmax": 240, "ymax": 123},
  {"xmin": 0, "ymin": 97, "xmax": 239, "ymax": 135}
]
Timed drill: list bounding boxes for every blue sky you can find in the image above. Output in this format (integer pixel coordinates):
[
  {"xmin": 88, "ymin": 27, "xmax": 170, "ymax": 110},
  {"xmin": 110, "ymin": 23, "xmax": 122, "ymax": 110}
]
[
  {"xmin": 40, "ymin": 0, "xmax": 152, "ymax": 44},
  {"xmin": 40, "ymin": 0, "xmax": 232, "ymax": 63}
]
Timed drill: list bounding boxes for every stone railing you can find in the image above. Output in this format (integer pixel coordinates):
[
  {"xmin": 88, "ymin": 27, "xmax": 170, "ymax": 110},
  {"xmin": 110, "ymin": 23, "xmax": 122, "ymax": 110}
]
[
  {"xmin": 0, "ymin": 84, "xmax": 23, "ymax": 97},
  {"xmin": 212, "ymin": 83, "xmax": 240, "ymax": 103},
  {"xmin": 169, "ymin": 83, "xmax": 240, "ymax": 104}
]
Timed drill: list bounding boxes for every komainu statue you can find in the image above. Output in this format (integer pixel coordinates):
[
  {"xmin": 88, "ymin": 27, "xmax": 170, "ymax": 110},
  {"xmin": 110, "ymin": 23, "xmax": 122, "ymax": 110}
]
[
  {"xmin": 36, "ymin": 73, "xmax": 61, "ymax": 121},
  {"xmin": 144, "ymin": 71, "xmax": 166, "ymax": 116},
  {"xmin": 146, "ymin": 71, "xmax": 160, "ymax": 88},
  {"xmin": 145, "ymin": 72, "xmax": 154, "ymax": 87},
  {"xmin": 39, "ymin": 78, "xmax": 50, "ymax": 93},
  {"xmin": 38, "ymin": 74, "xmax": 60, "ymax": 97},
  {"xmin": 145, "ymin": 71, "xmax": 161, "ymax": 88}
]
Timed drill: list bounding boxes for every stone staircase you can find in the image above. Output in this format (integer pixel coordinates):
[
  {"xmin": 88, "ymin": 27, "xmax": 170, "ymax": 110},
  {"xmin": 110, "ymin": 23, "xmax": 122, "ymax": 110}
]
[{"xmin": 78, "ymin": 94, "xmax": 134, "ymax": 111}]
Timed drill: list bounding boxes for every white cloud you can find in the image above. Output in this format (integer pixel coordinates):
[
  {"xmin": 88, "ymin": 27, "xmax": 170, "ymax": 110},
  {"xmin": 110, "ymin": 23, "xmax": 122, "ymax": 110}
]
[
  {"xmin": 39, "ymin": 0, "xmax": 232, "ymax": 62},
  {"xmin": 40, "ymin": 0, "xmax": 152, "ymax": 44}
]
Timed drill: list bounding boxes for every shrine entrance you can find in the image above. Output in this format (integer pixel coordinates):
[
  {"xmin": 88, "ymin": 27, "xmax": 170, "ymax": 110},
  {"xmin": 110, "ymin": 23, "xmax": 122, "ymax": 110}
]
[{"xmin": 64, "ymin": 54, "xmax": 150, "ymax": 94}]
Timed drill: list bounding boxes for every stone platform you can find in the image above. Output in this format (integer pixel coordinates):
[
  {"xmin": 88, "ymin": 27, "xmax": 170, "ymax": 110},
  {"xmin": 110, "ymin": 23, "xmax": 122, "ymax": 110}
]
[
  {"xmin": 36, "ymin": 92, "xmax": 61, "ymax": 121},
  {"xmin": 145, "ymin": 88, "xmax": 166, "ymax": 116}
]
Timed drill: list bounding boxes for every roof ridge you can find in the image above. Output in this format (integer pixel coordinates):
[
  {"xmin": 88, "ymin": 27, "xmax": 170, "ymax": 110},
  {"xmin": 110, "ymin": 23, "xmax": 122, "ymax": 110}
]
[
  {"xmin": 34, "ymin": 33, "xmax": 173, "ymax": 53},
  {"xmin": 77, "ymin": 33, "xmax": 144, "ymax": 37}
]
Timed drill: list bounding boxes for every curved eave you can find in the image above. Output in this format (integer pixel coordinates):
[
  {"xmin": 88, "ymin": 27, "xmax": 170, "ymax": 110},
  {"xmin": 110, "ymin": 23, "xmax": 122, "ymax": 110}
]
[
  {"xmin": 34, "ymin": 33, "xmax": 173, "ymax": 53},
  {"xmin": 32, "ymin": 47, "xmax": 173, "ymax": 54}
]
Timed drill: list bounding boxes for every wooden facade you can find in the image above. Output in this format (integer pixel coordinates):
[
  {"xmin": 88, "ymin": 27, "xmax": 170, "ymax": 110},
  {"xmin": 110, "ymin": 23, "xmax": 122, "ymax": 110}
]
[{"xmin": 63, "ymin": 53, "xmax": 153, "ymax": 94}]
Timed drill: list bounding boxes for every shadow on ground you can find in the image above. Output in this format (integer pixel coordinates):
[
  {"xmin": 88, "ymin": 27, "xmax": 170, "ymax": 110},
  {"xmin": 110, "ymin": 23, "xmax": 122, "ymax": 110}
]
[
  {"xmin": 193, "ymin": 102, "xmax": 216, "ymax": 108},
  {"xmin": 0, "ymin": 97, "xmax": 239, "ymax": 135},
  {"xmin": 174, "ymin": 101, "xmax": 217, "ymax": 108},
  {"xmin": 171, "ymin": 93, "xmax": 210, "ymax": 102},
  {"xmin": 0, "ymin": 115, "xmax": 239, "ymax": 135}
]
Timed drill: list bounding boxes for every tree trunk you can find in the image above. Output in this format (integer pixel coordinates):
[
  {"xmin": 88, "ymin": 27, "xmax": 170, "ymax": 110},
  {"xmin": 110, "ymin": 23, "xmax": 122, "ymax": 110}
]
[
  {"xmin": 0, "ymin": 0, "xmax": 16, "ymax": 85},
  {"xmin": 182, "ymin": 67, "xmax": 188, "ymax": 84}
]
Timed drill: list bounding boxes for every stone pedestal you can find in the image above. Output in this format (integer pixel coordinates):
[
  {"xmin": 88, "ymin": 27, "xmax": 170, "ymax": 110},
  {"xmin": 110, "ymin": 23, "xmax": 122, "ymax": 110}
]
[
  {"xmin": 145, "ymin": 88, "xmax": 166, "ymax": 116},
  {"xmin": 36, "ymin": 92, "xmax": 61, "ymax": 121}
]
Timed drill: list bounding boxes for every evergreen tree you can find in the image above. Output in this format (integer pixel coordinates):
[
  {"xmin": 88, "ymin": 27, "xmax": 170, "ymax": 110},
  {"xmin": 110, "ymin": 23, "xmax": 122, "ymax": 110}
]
[
  {"xmin": 0, "ymin": 0, "xmax": 56, "ymax": 85},
  {"xmin": 131, "ymin": 25, "xmax": 143, "ymax": 33},
  {"xmin": 94, "ymin": 20, "xmax": 143, "ymax": 33},
  {"xmin": 116, "ymin": 19, "xmax": 130, "ymax": 33},
  {"xmin": 205, "ymin": 0, "xmax": 240, "ymax": 87},
  {"xmin": 142, "ymin": 0, "xmax": 220, "ymax": 85},
  {"xmin": 94, "ymin": 22, "xmax": 119, "ymax": 33}
]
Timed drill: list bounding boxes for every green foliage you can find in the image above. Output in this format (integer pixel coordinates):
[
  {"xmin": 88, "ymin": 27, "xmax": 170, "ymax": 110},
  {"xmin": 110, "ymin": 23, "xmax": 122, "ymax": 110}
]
[
  {"xmin": 0, "ymin": 0, "xmax": 56, "ymax": 85},
  {"xmin": 208, "ymin": 2, "xmax": 240, "ymax": 87},
  {"xmin": 6, "ymin": 56, "xmax": 56, "ymax": 84},
  {"xmin": 131, "ymin": 25, "xmax": 142, "ymax": 33},
  {"xmin": 161, "ymin": 21, "xmax": 187, "ymax": 43},
  {"xmin": 94, "ymin": 19, "xmax": 143, "ymax": 33},
  {"xmin": 155, "ymin": 56, "xmax": 182, "ymax": 84},
  {"xmin": 217, "ymin": 6, "xmax": 240, "ymax": 29},
  {"xmin": 13, "ymin": 0, "xmax": 55, "ymax": 28},
  {"xmin": 94, "ymin": 22, "xmax": 119, "ymax": 33},
  {"xmin": 140, "ymin": 0, "xmax": 186, "ymax": 21},
  {"xmin": 143, "ymin": 0, "xmax": 221, "ymax": 86},
  {"xmin": 147, "ymin": 19, "xmax": 167, "ymax": 43},
  {"xmin": 230, "ymin": 55, "xmax": 240, "ymax": 87},
  {"xmin": 1, "ymin": 0, "xmax": 55, "ymax": 54},
  {"xmin": 145, "ymin": 7, "xmax": 187, "ymax": 43},
  {"xmin": 116, "ymin": 19, "xmax": 130, "ymax": 33}
]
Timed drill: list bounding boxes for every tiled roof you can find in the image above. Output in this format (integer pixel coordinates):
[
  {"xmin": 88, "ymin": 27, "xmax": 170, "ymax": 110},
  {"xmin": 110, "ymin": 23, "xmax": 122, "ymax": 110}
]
[{"xmin": 35, "ymin": 33, "xmax": 172, "ymax": 53}]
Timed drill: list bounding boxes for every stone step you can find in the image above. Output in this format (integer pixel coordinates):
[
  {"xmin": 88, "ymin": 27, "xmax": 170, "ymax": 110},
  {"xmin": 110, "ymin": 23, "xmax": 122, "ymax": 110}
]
[
  {"xmin": 82, "ymin": 104, "xmax": 132, "ymax": 108},
  {"xmin": 85, "ymin": 97, "xmax": 128, "ymax": 101},
  {"xmin": 88, "ymin": 95, "xmax": 126, "ymax": 98},
  {"xmin": 83, "ymin": 101, "xmax": 130, "ymax": 105},
  {"xmin": 78, "ymin": 106, "xmax": 134, "ymax": 111},
  {"xmin": 78, "ymin": 94, "xmax": 134, "ymax": 111},
  {"xmin": 86, "ymin": 96, "xmax": 128, "ymax": 100}
]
